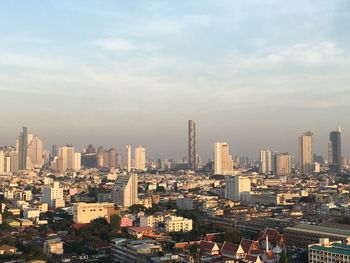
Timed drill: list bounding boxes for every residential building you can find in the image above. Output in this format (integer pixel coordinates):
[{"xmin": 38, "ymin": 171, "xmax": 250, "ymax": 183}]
[
  {"xmin": 165, "ymin": 216, "xmax": 193, "ymax": 232},
  {"xmin": 328, "ymin": 126, "xmax": 342, "ymax": 173},
  {"xmin": 43, "ymin": 238, "xmax": 64, "ymax": 255},
  {"xmin": 135, "ymin": 146, "xmax": 146, "ymax": 171},
  {"xmin": 73, "ymin": 202, "xmax": 116, "ymax": 224},
  {"xmin": 112, "ymin": 173, "xmax": 138, "ymax": 208},
  {"xmin": 214, "ymin": 142, "xmax": 234, "ymax": 175},
  {"xmin": 274, "ymin": 153, "xmax": 292, "ymax": 176},
  {"xmin": 225, "ymin": 175, "xmax": 251, "ymax": 202},
  {"xmin": 308, "ymin": 238, "xmax": 350, "ymax": 263},
  {"xmin": 299, "ymin": 132, "xmax": 313, "ymax": 174},
  {"xmin": 42, "ymin": 182, "xmax": 64, "ymax": 208},
  {"xmin": 260, "ymin": 150, "xmax": 272, "ymax": 174}
]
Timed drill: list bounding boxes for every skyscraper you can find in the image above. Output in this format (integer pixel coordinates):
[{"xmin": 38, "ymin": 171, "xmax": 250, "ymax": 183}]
[
  {"xmin": 299, "ymin": 132, "xmax": 313, "ymax": 174},
  {"xmin": 27, "ymin": 136, "xmax": 44, "ymax": 169},
  {"xmin": 18, "ymin": 127, "xmax": 28, "ymax": 170},
  {"xmin": 214, "ymin": 142, "xmax": 234, "ymax": 175},
  {"xmin": 328, "ymin": 126, "xmax": 342, "ymax": 174},
  {"xmin": 135, "ymin": 146, "xmax": 146, "ymax": 171},
  {"xmin": 126, "ymin": 145, "xmax": 132, "ymax": 172},
  {"xmin": 0, "ymin": 151, "xmax": 5, "ymax": 174},
  {"xmin": 260, "ymin": 150, "xmax": 272, "ymax": 174},
  {"xmin": 188, "ymin": 120, "xmax": 196, "ymax": 170},
  {"xmin": 96, "ymin": 146, "xmax": 104, "ymax": 168}
]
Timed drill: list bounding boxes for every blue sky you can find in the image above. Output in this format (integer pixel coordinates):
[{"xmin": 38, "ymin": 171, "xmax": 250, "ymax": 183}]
[{"xmin": 0, "ymin": 0, "xmax": 350, "ymax": 159}]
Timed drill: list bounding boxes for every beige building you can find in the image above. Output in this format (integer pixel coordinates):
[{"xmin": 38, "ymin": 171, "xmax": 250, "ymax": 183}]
[
  {"xmin": 274, "ymin": 152, "xmax": 292, "ymax": 176},
  {"xmin": 43, "ymin": 238, "xmax": 63, "ymax": 255},
  {"xmin": 225, "ymin": 175, "xmax": 251, "ymax": 202},
  {"xmin": 42, "ymin": 182, "xmax": 64, "ymax": 208},
  {"xmin": 139, "ymin": 215, "xmax": 164, "ymax": 228},
  {"xmin": 27, "ymin": 136, "xmax": 44, "ymax": 169},
  {"xmin": 299, "ymin": 132, "xmax": 313, "ymax": 174},
  {"xmin": 112, "ymin": 173, "xmax": 138, "ymax": 208},
  {"xmin": 126, "ymin": 145, "xmax": 132, "ymax": 172},
  {"xmin": 214, "ymin": 142, "xmax": 234, "ymax": 175},
  {"xmin": 165, "ymin": 216, "xmax": 193, "ymax": 232},
  {"xmin": 54, "ymin": 146, "xmax": 80, "ymax": 172},
  {"xmin": 73, "ymin": 202, "xmax": 115, "ymax": 224},
  {"xmin": 135, "ymin": 146, "xmax": 146, "ymax": 171}
]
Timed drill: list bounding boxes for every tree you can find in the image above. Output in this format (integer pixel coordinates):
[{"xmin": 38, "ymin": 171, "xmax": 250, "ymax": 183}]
[
  {"xmin": 279, "ymin": 251, "xmax": 292, "ymax": 263},
  {"xmin": 224, "ymin": 230, "xmax": 242, "ymax": 244},
  {"xmin": 189, "ymin": 243, "xmax": 201, "ymax": 263},
  {"xmin": 110, "ymin": 215, "xmax": 121, "ymax": 233},
  {"xmin": 128, "ymin": 204, "xmax": 146, "ymax": 214}
]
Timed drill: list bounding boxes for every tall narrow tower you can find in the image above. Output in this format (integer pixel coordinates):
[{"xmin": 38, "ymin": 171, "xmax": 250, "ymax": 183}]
[
  {"xmin": 18, "ymin": 127, "xmax": 28, "ymax": 170},
  {"xmin": 328, "ymin": 126, "xmax": 342, "ymax": 174},
  {"xmin": 188, "ymin": 120, "xmax": 196, "ymax": 170},
  {"xmin": 126, "ymin": 145, "xmax": 132, "ymax": 172},
  {"xmin": 299, "ymin": 131, "xmax": 313, "ymax": 174}
]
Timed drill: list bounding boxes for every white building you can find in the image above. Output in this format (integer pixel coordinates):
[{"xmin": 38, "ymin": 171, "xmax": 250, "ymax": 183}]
[
  {"xmin": 165, "ymin": 216, "xmax": 192, "ymax": 232},
  {"xmin": 0, "ymin": 151, "xmax": 5, "ymax": 174},
  {"xmin": 139, "ymin": 215, "xmax": 164, "ymax": 228},
  {"xmin": 135, "ymin": 146, "xmax": 146, "ymax": 171},
  {"xmin": 126, "ymin": 145, "xmax": 132, "ymax": 172},
  {"xmin": 42, "ymin": 182, "xmax": 64, "ymax": 208},
  {"xmin": 260, "ymin": 150, "xmax": 272, "ymax": 174},
  {"xmin": 225, "ymin": 175, "xmax": 251, "ymax": 202},
  {"xmin": 214, "ymin": 142, "xmax": 234, "ymax": 175},
  {"xmin": 73, "ymin": 202, "xmax": 115, "ymax": 224},
  {"xmin": 112, "ymin": 173, "xmax": 138, "ymax": 209},
  {"xmin": 308, "ymin": 238, "xmax": 350, "ymax": 263}
]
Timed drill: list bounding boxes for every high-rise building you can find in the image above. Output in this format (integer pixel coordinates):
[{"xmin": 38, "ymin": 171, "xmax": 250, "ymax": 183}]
[
  {"xmin": 54, "ymin": 146, "xmax": 80, "ymax": 172},
  {"xmin": 225, "ymin": 175, "xmax": 251, "ymax": 202},
  {"xmin": 299, "ymin": 132, "xmax": 313, "ymax": 174},
  {"xmin": 51, "ymin": 144, "xmax": 58, "ymax": 158},
  {"xmin": 112, "ymin": 173, "xmax": 138, "ymax": 208},
  {"xmin": 188, "ymin": 120, "xmax": 196, "ymax": 170},
  {"xmin": 0, "ymin": 151, "xmax": 5, "ymax": 174},
  {"xmin": 96, "ymin": 146, "xmax": 104, "ymax": 168},
  {"xmin": 109, "ymin": 148, "xmax": 117, "ymax": 168},
  {"xmin": 126, "ymin": 145, "xmax": 132, "ymax": 172},
  {"xmin": 328, "ymin": 126, "xmax": 342, "ymax": 174},
  {"xmin": 274, "ymin": 152, "xmax": 292, "ymax": 176},
  {"xmin": 43, "ymin": 182, "xmax": 64, "ymax": 208},
  {"xmin": 18, "ymin": 127, "xmax": 28, "ymax": 170},
  {"xmin": 27, "ymin": 136, "xmax": 44, "ymax": 169},
  {"xmin": 260, "ymin": 150, "xmax": 272, "ymax": 174},
  {"xmin": 135, "ymin": 146, "xmax": 146, "ymax": 171},
  {"xmin": 214, "ymin": 142, "xmax": 234, "ymax": 175}
]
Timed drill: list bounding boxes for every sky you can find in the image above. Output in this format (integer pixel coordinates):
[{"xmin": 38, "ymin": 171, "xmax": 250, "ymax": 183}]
[{"xmin": 0, "ymin": 0, "xmax": 350, "ymax": 160}]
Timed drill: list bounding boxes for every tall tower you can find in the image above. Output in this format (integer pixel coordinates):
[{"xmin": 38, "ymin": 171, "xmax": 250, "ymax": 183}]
[
  {"xmin": 328, "ymin": 126, "xmax": 342, "ymax": 174},
  {"xmin": 18, "ymin": 127, "xmax": 28, "ymax": 170},
  {"xmin": 214, "ymin": 142, "xmax": 234, "ymax": 175},
  {"xmin": 135, "ymin": 146, "xmax": 146, "ymax": 171},
  {"xmin": 126, "ymin": 145, "xmax": 132, "ymax": 172},
  {"xmin": 274, "ymin": 152, "xmax": 292, "ymax": 176},
  {"xmin": 188, "ymin": 120, "xmax": 196, "ymax": 170},
  {"xmin": 299, "ymin": 132, "xmax": 313, "ymax": 174},
  {"xmin": 260, "ymin": 150, "xmax": 272, "ymax": 174}
]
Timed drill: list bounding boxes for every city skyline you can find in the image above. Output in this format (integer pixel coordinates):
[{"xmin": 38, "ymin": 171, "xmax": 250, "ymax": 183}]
[{"xmin": 1, "ymin": 1, "xmax": 350, "ymax": 160}]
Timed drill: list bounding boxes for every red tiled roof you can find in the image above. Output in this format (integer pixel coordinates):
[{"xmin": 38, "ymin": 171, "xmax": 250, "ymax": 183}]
[
  {"xmin": 128, "ymin": 226, "xmax": 154, "ymax": 233},
  {"xmin": 221, "ymin": 241, "xmax": 239, "ymax": 255},
  {"xmin": 240, "ymin": 239, "xmax": 254, "ymax": 253},
  {"xmin": 204, "ymin": 232, "xmax": 224, "ymax": 242},
  {"xmin": 245, "ymin": 254, "xmax": 259, "ymax": 262}
]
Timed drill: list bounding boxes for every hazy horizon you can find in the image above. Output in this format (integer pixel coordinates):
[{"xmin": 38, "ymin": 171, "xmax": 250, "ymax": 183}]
[{"xmin": 1, "ymin": 1, "xmax": 349, "ymax": 160}]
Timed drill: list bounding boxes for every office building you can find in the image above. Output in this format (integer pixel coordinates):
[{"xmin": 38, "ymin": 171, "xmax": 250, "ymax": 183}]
[
  {"xmin": 109, "ymin": 148, "xmax": 117, "ymax": 168},
  {"xmin": 299, "ymin": 132, "xmax": 313, "ymax": 174},
  {"xmin": 27, "ymin": 136, "xmax": 44, "ymax": 169},
  {"xmin": 328, "ymin": 126, "xmax": 342, "ymax": 173},
  {"xmin": 188, "ymin": 120, "xmax": 196, "ymax": 170},
  {"xmin": 274, "ymin": 153, "xmax": 292, "ymax": 176},
  {"xmin": 112, "ymin": 173, "xmax": 138, "ymax": 208},
  {"xmin": 55, "ymin": 146, "xmax": 80, "ymax": 172},
  {"xmin": 42, "ymin": 182, "xmax": 64, "ymax": 208},
  {"xmin": 135, "ymin": 146, "xmax": 146, "ymax": 171},
  {"xmin": 0, "ymin": 151, "xmax": 4, "ymax": 174},
  {"xmin": 260, "ymin": 150, "xmax": 272, "ymax": 174},
  {"xmin": 214, "ymin": 142, "xmax": 234, "ymax": 175},
  {"xmin": 126, "ymin": 145, "xmax": 132, "ymax": 172},
  {"xmin": 73, "ymin": 202, "xmax": 116, "ymax": 224},
  {"xmin": 225, "ymin": 175, "xmax": 251, "ymax": 202},
  {"xmin": 96, "ymin": 146, "xmax": 104, "ymax": 168}
]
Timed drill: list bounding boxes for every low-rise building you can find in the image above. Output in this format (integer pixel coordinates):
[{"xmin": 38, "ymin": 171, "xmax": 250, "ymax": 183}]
[
  {"xmin": 44, "ymin": 238, "xmax": 64, "ymax": 255},
  {"xmin": 308, "ymin": 238, "xmax": 350, "ymax": 263},
  {"xmin": 73, "ymin": 202, "xmax": 116, "ymax": 224},
  {"xmin": 165, "ymin": 216, "xmax": 193, "ymax": 233}
]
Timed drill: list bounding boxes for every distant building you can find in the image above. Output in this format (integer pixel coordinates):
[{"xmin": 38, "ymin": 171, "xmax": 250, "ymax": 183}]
[
  {"xmin": 188, "ymin": 120, "xmax": 196, "ymax": 170},
  {"xmin": 274, "ymin": 153, "xmax": 292, "ymax": 176},
  {"xmin": 299, "ymin": 132, "xmax": 313, "ymax": 174},
  {"xmin": 18, "ymin": 127, "xmax": 28, "ymax": 170},
  {"xmin": 112, "ymin": 173, "xmax": 138, "ymax": 208},
  {"xmin": 214, "ymin": 142, "xmax": 234, "ymax": 175},
  {"xmin": 43, "ymin": 238, "xmax": 63, "ymax": 256},
  {"xmin": 225, "ymin": 175, "xmax": 251, "ymax": 202},
  {"xmin": 135, "ymin": 146, "xmax": 146, "ymax": 171},
  {"xmin": 260, "ymin": 150, "xmax": 272, "ymax": 174},
  {"xmin": 328, "ymin": 126, "xmax": 342, "ymax": 174},
  {"xmin": 126, "ymin": 145, "xmax": 132, "ymax": 172}
]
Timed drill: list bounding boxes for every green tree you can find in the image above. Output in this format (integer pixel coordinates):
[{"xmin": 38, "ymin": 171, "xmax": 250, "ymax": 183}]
[
  {"xmin": 110, "ymin": 215, "xmax": 121, "ymax": 233},
  {"xmin": 224, "ymin": 230, "xmax": 242, "ymax": 244},
  {"xmin": 279, "ymin": 251, "xmax": 292, "ymax": 263},
  {"xmin": 189, "ymin": 243, "xmax": 201, "ymax": 263}
]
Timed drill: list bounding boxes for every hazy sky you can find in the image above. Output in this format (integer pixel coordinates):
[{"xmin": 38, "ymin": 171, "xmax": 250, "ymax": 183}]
[{"xmin": 0, "ymin": 0, "xmax": 349, "ymax": 160}]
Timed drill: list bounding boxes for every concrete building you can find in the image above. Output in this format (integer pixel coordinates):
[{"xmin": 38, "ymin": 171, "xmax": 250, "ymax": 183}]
[
  {"xmin": 214, "ymin": 142, "xmax": 234, "ymax": 175},
  {"xmin": 42, "ymin": 182, "xmax": 64, "ymax": 208},
  {"xmin": 27, "ymin": 136, "xmax": 44, "ymax": 169},
  {"xmin": 176, "ymin": 198, "xmax": 194, "ymax": 210},
  {"xmin": 112, "ymin": 173, "xmax": 138, "ymax": 208},
  {"xmin": 165, "ymin": 216, "xmax": 193, "ymax": 232},
  {"xmin": 0, "ymin": 151, "xmax": 4, "ymax": 174},
  {"xmin": 43, "ymin": 238, "xmax": 64, "ymax": 256},
  {"xmin": 299, "ymin": 131, "xmax": 313, "ymax": 174},
  {"xmin": 73, "ymin": 202, "xmax": 115, "ymax": 224},
  {"xmin": 225, "ymin": 175, "xmax": 251, "ymax": 202},
  {"xmin": 188, "ymin": 120, "xmax": 196, "ymax": 170},
  {"xmin": 328, "ymin": 126, "xmax": 342, "ymax": 174},
  {"xmin": 139, "ymin": 215, "xmax": 164, "ymax": 228},
  {"xmin": 260, "ymin": 150, "xmax": 272, "ymax": 174},
  {"xmin": 135, "ymin": 146, "xmax": 146, "ymax": 171},
  {"xmin": 274, "ymin": 153, "xmax": 292, "ymax": 176},
  {"xmin": 18, "ymin": 126, "xmax": 28, "ymax": 170},
  {"xmin": 308, "ymin": 238, "xmax": 350, "ymax": 263}
]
